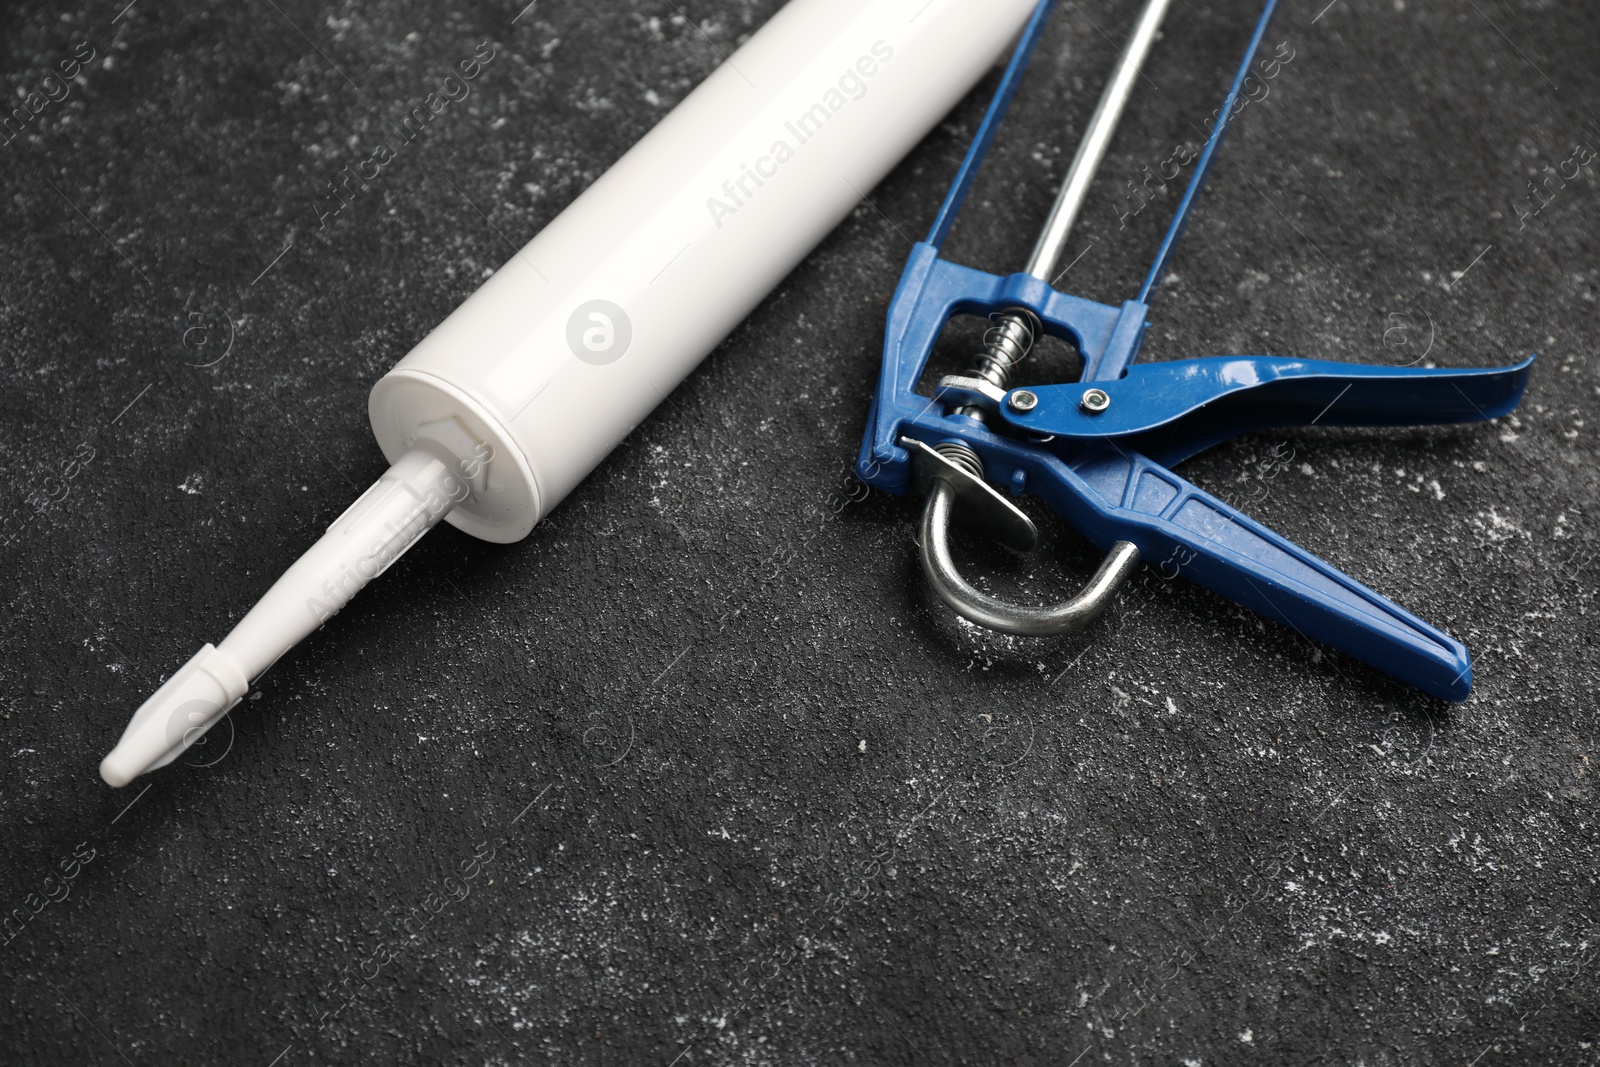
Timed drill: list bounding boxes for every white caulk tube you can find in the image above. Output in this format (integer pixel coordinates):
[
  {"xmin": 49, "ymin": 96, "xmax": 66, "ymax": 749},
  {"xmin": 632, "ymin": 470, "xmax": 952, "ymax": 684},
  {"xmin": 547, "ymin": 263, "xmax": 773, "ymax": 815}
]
[{"xmin": 100, "ymin": 0, "xmax": 1037, "ymax": 787}]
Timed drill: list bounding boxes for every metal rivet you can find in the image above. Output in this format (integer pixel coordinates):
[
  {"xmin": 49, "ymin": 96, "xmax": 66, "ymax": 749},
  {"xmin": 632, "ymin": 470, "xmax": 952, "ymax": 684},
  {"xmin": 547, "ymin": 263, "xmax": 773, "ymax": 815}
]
[
  {"xmin": 1008, "ymin": 389, "xmax": 1039, "ymax": 413},
  {"xmin": 1080, "ymin": 388, "xmax": 1111, "ymax": 414}
]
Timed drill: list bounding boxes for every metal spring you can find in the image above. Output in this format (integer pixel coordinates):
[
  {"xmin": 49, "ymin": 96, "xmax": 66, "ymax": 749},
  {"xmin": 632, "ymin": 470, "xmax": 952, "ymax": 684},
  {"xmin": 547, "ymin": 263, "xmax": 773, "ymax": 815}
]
[
  {"xmin": 968, "ymin": 308, "xmax": 1040, "ymax": 389},
  {"xmin": 933, "ymin": 440, "xmax": 984, "ymax": 480}
]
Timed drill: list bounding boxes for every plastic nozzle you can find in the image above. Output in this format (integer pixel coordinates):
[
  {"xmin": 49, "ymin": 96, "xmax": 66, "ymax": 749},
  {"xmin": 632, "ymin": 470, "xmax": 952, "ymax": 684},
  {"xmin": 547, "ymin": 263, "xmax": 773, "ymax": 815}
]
[{"xmin": 99, "ymin": 446, "xmax": 468, "ymax": 787}]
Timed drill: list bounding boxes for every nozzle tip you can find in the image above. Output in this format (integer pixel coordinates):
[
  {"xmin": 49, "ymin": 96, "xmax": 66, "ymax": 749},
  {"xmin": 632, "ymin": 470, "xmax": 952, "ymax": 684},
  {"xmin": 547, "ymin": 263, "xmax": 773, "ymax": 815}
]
[
  {"xmin": 99, "ymin": 644, "xmax": 248, "ymax": 788},
  {"xmin": 99, "ymin": 750, "xmax": 139, "ymax": 789}
]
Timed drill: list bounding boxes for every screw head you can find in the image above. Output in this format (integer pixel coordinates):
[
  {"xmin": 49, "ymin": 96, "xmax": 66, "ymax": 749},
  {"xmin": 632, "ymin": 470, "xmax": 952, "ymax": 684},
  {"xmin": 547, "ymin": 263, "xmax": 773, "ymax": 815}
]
[
  {"xmin": 1008, "ymin": 389, "xmax": 1039, "ymax": 413},
  {"xmin": 1079, "ymin": 388, "xmax": 1111, "ymax": 415}
]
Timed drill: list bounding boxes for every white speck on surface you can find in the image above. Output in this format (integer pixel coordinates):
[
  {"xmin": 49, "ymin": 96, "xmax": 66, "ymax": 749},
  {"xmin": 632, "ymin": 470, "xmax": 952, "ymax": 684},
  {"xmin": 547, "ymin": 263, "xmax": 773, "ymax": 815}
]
[
  {"xmin": 858, "ymin": 739, "xmax": 867, "ymax": 753},
  {"xmin": 1236, "ymin": 268, "xmax": 1271, "ymax": 294}
]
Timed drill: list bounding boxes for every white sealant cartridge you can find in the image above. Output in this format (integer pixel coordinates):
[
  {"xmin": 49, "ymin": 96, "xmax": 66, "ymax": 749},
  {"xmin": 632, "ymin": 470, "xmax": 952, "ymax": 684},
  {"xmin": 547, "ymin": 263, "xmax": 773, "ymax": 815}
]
[{"xmin": 100, "ymin": 0, "xmax": 1039, "ymax": 786}]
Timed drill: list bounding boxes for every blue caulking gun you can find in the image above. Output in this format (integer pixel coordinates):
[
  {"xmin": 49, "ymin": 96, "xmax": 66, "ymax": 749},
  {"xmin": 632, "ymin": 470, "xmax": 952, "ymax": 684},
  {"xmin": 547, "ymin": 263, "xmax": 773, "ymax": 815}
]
[{"xmin": 855, "ymin": 0, "xmax": 1533, "ymax": 700}]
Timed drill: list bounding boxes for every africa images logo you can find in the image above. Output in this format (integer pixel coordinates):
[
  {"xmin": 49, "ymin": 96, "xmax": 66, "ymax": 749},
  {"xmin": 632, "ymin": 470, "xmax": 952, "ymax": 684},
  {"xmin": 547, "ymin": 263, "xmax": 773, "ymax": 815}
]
[
  {"xmin": 704, "ymin": 39, "xmax": 895, "ymax": 229},
  {"xmin": 566, "ymin": 299, "xmax": 633, "ymax": 365}
]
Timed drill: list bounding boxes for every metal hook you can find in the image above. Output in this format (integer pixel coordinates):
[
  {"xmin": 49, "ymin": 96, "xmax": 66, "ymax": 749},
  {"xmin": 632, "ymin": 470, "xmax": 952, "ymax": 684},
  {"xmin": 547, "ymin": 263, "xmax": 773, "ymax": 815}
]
[
  {"xmin": 919, "ymin": 481, "xmax": 1139, "ymax": 636},
  {"xmin": 902, "ymin": 437, "xmax": 1138, "ymax": 636}
]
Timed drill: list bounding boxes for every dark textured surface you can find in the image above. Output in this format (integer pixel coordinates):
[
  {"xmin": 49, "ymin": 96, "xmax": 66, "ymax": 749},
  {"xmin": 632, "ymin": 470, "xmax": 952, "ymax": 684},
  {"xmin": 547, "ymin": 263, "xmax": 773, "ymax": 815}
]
[{"xmin": 3, "ymin": 0, "xmax": 1598, "ymax": 1063}]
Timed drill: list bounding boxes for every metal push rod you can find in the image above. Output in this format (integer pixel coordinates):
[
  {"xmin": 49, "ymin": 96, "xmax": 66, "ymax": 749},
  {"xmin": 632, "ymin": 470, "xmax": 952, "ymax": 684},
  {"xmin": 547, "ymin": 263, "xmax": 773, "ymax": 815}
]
[
  {"xmin": 961, "ymin": 0, "xmax": 1172, "ymax": 404},
  {"xmin": 934, "ymin": 0, "xmax": 1172, "ymax": 634},
  {"xmin": 1025, "ymin": 0, "xmax": 1174, "ymax": 280}
]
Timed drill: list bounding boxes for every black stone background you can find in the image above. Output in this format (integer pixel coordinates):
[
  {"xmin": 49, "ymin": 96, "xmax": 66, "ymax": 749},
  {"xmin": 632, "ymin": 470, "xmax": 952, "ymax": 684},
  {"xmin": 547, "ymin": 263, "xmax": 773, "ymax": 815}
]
[{"xmin": 2, "ymin": 0, "xmax": 1597, "ymax": 1063}]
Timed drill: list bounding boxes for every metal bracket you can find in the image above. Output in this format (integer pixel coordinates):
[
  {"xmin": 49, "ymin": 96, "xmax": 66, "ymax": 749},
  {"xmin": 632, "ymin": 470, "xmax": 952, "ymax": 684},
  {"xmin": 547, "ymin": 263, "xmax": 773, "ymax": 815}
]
[
  {"xmin": 902, "ymin": 437, "xmax": 1036, "ymax": 552},
  {"xmin": 933, "ymin": 375, "xmax": 1009, "ymax": 414}
]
